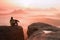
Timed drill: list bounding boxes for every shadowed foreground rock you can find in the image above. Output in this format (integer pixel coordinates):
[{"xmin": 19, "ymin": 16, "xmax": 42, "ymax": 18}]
[
  {"xmin": 0, "ymin": 26, "xmax": 24, "ymax": 40},
  {"xmin": 27, "ymin": 22, "xmax": 60, "ymax": 38},
  {"xmin": 27, "ymin": 30, "xmax": 60, "ymax": 40}
]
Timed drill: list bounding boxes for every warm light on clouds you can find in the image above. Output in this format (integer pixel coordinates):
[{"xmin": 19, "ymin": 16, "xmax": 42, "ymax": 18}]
[{"xmin": 3, "ymin": 0, "xmax": 60, "ymax": 8}]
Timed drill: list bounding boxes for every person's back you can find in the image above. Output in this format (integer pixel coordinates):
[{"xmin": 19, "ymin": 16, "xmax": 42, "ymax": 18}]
[{"xmin": 10, "ymin": 17, "xmax": 15, "ymax": 26}]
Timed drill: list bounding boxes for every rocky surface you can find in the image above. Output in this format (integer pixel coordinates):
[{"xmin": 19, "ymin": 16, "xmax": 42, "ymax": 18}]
[
  {"xmin": 27, "ymin": 30, "xmax": 60, "ymax": 40},
  {"xmin": 27, "ymin": 22, "xmax": 60, "ymax": 38},
  {"xmin": 0, "ymin": 26, "xmax": 24, "ymax": 40}
]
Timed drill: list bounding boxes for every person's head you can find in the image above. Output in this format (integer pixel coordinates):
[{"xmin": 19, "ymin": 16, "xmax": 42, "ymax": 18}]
[{"xmin": 11, "ymin": 17, "xmax": 13, "ymax": 19}]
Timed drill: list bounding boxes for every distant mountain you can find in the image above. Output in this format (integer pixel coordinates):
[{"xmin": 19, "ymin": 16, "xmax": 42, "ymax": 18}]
[
  {"xmin": 28, "ymin": 17, "xmax": 60, "ymax": 26},
  {"xmin": 10, "ymin": 9, "xmax": 27, "ymax": 14},
  {"xmin": 41, "ymin": 18, "xmax": 60, "ymax": 26},
  {"xmin": 25, "ymin": 8, "xmax": 58, "ymax": 11}
]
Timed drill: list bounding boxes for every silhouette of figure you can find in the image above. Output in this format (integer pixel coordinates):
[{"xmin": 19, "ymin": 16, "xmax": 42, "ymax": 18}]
[
  {"xmin": 14, "ymin": 20, "xmax": 19, "ymax": 26},
  {"xmin": 10, "ymin": 17, "xmax": 19, "ymax": 26},
  {"xmin": 10, "ymin": 17, "xmax": 15, "ymax": 26}
]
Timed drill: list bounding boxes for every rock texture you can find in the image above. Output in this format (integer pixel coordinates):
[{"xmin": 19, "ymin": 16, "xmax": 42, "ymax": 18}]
[
  {"xmin": 27, "ymin": 22, "xmax": 60, "ymax": 38},
  {"xmin": 27, "ymin": 30, "xmax": 60, "ymax": 40},
  {"xmin": 0, "ymin": 26, "xmax": 24, "ymax": 40}
]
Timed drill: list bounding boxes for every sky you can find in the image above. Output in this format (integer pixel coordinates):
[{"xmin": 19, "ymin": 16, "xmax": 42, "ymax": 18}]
[
  {"xmin": 1, "ymin": 0, "xmax": 60, "ymax": 8},
  {"xmin": 0, "ymin": 0, "xmax": 60, "ymax": 13}
]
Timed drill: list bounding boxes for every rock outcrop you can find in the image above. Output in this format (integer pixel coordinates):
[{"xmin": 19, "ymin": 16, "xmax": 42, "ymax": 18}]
[
  {"xmin": 0, "ymin": 26, "xmax": 24, "ymax": 40},
  {"xmin": 27, "ymin": 22, "xmax": 60, "ymax": 38}
]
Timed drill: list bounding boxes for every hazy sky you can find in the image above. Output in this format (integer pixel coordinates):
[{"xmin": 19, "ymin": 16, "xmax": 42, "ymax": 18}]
[
  {"xmin": 0, "ymin": 0, "xmax": 60, "ymax": 13},
  {"xmin": 1, "ymin": 0, "xmax": 60, "ymax": 8}
]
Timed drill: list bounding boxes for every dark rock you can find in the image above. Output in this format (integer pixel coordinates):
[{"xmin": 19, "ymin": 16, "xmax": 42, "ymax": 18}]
[
  {"xmin": 0, "ymin": 26, "xmax": 24, "ymax": 40},
  {"xmin": 27, "ymin": 30, "xmax": 60, "ymax": 40},
  {"xmin": 27, "ymin": 22, "xmax": 60, "ymax": 38},
  {"xmin": 27, "ymin": 30, "xmax": 43, "ymax": 40}
]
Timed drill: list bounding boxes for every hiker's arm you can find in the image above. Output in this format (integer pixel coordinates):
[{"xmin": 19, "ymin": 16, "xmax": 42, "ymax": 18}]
[{"xmin": 17, "ymin": 20, "xmax": 19, "ymax": 22}]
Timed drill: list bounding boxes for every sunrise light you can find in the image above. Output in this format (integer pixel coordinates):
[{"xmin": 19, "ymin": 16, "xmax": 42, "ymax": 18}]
[
  {"xmin": 5, "ymin": 0, "xmax": 60, "ymax": 9},
  {"xmin": 6, "ymin": 0, "xmax": 32, "ymax": 8}
]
